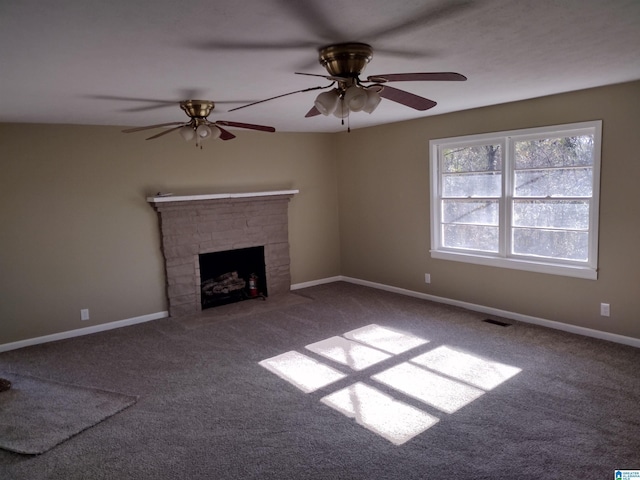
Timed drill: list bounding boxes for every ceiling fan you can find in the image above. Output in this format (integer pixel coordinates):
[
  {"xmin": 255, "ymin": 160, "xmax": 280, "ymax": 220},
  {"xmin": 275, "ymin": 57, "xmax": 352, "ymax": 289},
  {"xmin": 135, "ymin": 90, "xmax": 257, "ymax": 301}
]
[
  {"xmin": 229, "ymin": 42, "xmax": 466, "ymax": 129},
  {"xmin": 122, "ymin": 100, "xmax": 275, "ymax": 147}
]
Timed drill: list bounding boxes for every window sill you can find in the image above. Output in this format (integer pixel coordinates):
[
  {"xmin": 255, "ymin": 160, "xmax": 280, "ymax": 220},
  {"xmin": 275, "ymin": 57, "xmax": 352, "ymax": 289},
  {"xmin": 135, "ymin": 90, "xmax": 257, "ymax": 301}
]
[{"xmin": 430, "ymin": 250, "xmax": 597, "ymax": 280}]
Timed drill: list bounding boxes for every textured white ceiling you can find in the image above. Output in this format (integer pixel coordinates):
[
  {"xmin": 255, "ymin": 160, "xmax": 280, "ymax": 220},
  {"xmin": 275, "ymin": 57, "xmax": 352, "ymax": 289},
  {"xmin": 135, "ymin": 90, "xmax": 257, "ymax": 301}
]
[{"xmin": 1, "ymin": 0, "xmax": 639, "ymax": 133}]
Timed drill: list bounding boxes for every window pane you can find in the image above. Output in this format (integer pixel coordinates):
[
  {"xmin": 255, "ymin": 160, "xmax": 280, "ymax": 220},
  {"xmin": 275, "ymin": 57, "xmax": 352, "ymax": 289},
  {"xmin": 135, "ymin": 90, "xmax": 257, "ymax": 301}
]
[
  {"xmin": 512, "ymin": 228, "xmax": 588, "ymax": 261},
  {"xmin": 443, "ymin": 224, "xmax": 499, "ymax": 252},
  {"xmin": 443, "ymin": 144, "xmax": 502, "ymax": 173},
  {"xmin": 513, "ymin": 200, "xmax": 589, "ymax": 229},
  {"xmin": 443, "ymin": 200, "xmax": 499, "ymax": 225},
  {"xmin": 514, "ymin": 167, "xmax": 592, "ymax": 197},
  {"xmin": 443, "ymin": 172, "xmax": 502, "ymax": 197},
  {"xmin": 514, "ymin": 136, "xmax": 594, "ymax": 169}
]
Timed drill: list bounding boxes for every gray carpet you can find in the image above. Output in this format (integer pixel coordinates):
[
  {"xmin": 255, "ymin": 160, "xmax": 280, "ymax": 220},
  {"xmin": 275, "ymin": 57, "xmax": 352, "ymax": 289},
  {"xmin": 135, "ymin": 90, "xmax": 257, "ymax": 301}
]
[
  {"xmin": 0, "ymin": 282, "xmax": 638, "ymax": 479},
  {"xmin": 0, "ymin": 372, "xmax": 137, "ymax": 455}
]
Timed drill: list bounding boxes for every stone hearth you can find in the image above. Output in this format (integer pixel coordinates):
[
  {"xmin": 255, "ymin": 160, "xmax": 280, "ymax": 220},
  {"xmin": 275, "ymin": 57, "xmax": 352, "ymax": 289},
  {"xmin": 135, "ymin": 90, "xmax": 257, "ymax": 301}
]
[{"xmin": 148, "ymin": 190, "xmax": 298, "ymax": 317}]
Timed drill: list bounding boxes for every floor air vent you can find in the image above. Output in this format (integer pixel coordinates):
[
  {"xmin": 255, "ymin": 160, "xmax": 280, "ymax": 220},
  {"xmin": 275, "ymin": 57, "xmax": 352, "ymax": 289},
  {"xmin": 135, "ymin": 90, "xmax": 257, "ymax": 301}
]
[{"xmin": 483, "ymin": 319, "xmax": 511, "ymax": 327}]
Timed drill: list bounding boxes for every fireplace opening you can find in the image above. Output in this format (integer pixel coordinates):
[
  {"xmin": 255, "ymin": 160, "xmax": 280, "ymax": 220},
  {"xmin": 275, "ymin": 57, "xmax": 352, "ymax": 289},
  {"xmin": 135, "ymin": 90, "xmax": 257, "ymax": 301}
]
[{"xmin": 199, "ymin": 246, "xmax": 267, "ymax": 310}]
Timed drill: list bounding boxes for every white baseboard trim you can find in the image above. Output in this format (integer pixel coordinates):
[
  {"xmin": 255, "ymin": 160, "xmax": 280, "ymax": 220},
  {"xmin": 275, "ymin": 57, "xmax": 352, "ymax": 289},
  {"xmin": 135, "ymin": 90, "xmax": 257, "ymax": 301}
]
[
  {"xmin": 291, "ymin": 276, "xmax": 343, "ymax": 290},
  {"xmin": 4, "ymin": 276, "xmax": 638, "ymax": 353},
  {"xmin": 0, "ymin": 311, "xmax": 169, "ymax": 353},
  {"xmin": 296, "ymin": 275, "xmax": 640, "ymax": 349}
]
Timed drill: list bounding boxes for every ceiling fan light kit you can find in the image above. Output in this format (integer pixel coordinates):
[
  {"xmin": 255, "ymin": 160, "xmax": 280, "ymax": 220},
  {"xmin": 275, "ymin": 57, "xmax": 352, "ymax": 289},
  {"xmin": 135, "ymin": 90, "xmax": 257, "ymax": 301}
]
[{"xmin": 314, "ymin": 84, "xmax": 382, "ymax": 118}]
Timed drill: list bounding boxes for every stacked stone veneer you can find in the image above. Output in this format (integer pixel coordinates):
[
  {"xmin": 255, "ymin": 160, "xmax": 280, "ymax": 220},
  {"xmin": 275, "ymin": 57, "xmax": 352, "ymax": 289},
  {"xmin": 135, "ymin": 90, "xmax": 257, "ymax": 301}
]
[{"xmin": 149, "ymin": 192, "xmax": 296, "ymax": 318}]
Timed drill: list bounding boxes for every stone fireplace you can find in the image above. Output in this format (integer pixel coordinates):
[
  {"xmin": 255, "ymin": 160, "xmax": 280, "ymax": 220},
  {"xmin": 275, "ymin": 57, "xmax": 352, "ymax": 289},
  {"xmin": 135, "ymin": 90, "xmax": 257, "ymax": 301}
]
[{"xmin": 148, "ymin": 190, "xmax": 298, "ymax": 317}]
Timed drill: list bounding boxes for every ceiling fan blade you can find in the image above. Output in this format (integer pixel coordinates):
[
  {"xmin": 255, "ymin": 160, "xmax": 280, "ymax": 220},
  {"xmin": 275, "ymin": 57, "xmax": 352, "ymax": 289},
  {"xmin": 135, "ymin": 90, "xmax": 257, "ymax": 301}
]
[
  {"xmin": 88, "ymin": 94, "xmax": 177, "ymax": 105},
  {"xmin": 122, "ymin": 122, "xmax": 185, "ymax": 133},
  {"xmin": 191, "ymin": 39, "xmax": 318, "ymax": 52},
  {"xmin": 379, "ymin": 86, "xmax": 437, "ymax": 111},
  {"xmin": 228, "ymin": 84, "xmax": 332, "ymax": 112},
  {"xmin": 363, "ymin": 1, "xmax": 475, "ymax": 40},
  {"xmin": 145, "ymin": 125, "xmax": 185, "ymax": 140},
  {"xmin": 216, "ymin": 126, "xmax": 236, "ymax": 141},
  {"xmin": 122, "ymin": 104, "xmax": 179, "ymax": 113},
  {"xmin": 274, "ymin": 0, "xmax": 343, "ymax": 42},
  {"xmin": 88, "ymin": 95, "xmax": 180, "ymax": 113},
  {"xmin": 368, "ymin": 47, "xmax": 439, "ymax": 60},
  {"xmin": 368, "ymin": 72, "xmax": 467, "ymax": 83},
  {"xmin": 216, "ymin": 121, "xmax": 275, "ymax": 132},
  {"xmin": 295, "ymin": 72, "xmax": 349, "ymax": 82},
  {"xmin": 305, "ymin": 106, "xmax": 321, "ymax": 117}
]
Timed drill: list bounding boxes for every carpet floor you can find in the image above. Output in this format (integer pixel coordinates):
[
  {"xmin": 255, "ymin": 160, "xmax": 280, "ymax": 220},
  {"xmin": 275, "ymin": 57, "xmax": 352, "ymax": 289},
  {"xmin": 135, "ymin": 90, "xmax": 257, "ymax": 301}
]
[{"xmin": 0, "ymin": 282, "xmax": 638, "ymax": 479}]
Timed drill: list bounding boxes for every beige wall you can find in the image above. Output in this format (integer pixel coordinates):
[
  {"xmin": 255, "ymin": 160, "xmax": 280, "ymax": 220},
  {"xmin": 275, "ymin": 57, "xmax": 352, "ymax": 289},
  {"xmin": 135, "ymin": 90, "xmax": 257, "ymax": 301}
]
[
  {"xmin": 336, "ymin": 80, "xmax": 640, "ymax": 339},
  {"xmin": 2, "ymin": 80, "xmax": 639, "ymax": 346},
  {"xmin": 0, "ymin": 126, "xmax": 341, "ymax": 344}
]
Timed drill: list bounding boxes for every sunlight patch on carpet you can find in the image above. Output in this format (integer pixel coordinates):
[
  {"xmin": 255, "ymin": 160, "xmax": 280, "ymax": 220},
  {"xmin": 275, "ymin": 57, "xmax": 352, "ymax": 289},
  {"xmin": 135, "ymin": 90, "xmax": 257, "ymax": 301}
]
[
  {"xmin": 321, "ymin": 382, "xmax": 439, "ymax": 446},
  {"xmin": 343, "ymin": 324, "xmax": 429, "ymax": 354},
  {"xmin": 372, "ymin": 362, "xmax": 485, "ymax": 414},
  {"xmin": 306, "ymin": 336, "xmax": 392, "ymax": 371},
  {"xmin": 411, "ymin": 346, "xmax": 522, "ymax": 390},
  {"xmin": 259, "ymin": 324, "xmax": 522, "ymax": 445},
  {"xmin": 259, "ymin": 351, "xmax": 347, "ymax": 393}
]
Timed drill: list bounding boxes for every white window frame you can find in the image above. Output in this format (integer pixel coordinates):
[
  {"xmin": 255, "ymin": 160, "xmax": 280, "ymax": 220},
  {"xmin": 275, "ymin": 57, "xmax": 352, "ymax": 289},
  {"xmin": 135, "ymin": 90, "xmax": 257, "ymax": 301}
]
[{"xmin": 429, "ymin": 120, "xmax": 602, "ymax": 280}]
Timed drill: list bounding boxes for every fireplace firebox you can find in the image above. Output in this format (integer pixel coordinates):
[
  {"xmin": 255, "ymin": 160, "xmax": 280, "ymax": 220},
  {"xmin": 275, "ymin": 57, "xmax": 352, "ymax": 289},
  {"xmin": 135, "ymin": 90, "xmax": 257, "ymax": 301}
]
[{"xmin": 199, "ymin": 246, "xmax": 267, "ymax": 309}]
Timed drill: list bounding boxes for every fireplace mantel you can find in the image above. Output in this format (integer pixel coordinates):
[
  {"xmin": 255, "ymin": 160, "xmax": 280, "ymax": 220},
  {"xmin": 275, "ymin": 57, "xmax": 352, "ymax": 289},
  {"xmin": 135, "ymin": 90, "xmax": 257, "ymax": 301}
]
[
  {"xmin": 147, "ymin": 190, "xmax": 299, "ymax": 205},
  {"xmin": 148, "ymin": 189, "xmax": 298, "ymax": 317}
]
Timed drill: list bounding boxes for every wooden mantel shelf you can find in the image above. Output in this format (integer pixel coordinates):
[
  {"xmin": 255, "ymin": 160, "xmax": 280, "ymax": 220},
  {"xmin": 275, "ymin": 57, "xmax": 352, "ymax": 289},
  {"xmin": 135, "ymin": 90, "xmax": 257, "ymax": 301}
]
[{"xmin": 147, "ymin": 190, "xmax": 299, "ymax": 204}]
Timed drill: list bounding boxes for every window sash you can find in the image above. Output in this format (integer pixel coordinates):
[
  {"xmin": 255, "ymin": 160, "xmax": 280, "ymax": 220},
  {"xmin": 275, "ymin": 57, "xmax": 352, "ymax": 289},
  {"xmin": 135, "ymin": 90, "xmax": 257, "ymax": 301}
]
[{"xmin": 430, "ymin": 121, "xmax": 601, "ymax": 279}]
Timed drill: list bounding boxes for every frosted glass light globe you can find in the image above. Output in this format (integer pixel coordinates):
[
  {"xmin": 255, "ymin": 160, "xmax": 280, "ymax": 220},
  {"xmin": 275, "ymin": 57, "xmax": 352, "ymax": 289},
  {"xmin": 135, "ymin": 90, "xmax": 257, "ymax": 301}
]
[
  {"xmin": 196, "ymin": 124, "xmax": 212, "ymax": 140},
  {"xmin": 344, "ymin": 85, "xmax": 367, "ymax": 112},
  {"xmin": 179, "ymin": 126, "xmax": 195, "ymax": 141},
  {"xmin": 363, "ymin": 89, "xmax": 382, "ymax": 114},
  {"xmin": 314, "ymin": 90, "xmax": 339, "ymax": 116}
]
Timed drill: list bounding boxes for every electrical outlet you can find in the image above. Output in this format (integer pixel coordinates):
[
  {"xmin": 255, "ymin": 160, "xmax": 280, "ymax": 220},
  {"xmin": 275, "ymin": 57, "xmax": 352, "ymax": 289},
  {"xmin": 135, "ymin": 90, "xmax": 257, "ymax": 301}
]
[
  {"xmin": 600, "ymin": 303, "xmax": 610, "ymax": 317},
  {"xmin": 81, "ymin": 309, "xmax": 90, "ymax": 321},
  {"xmin": 424, "ymin": 273, "xmax": 431, "ymax": 284}
]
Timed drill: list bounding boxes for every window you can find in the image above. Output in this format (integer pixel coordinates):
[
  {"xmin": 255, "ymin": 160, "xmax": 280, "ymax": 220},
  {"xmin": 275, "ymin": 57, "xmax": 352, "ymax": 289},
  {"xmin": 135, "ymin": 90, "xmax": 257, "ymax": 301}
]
[{"xmin": 429, "ymin": 121, "xmax": 602, "ymax": 279}]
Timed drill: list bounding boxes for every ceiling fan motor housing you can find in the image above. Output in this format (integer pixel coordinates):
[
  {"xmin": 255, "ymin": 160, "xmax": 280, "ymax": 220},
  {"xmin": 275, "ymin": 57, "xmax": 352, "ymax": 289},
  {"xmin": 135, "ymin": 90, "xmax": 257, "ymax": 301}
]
[
  {"xmin": 180, "ymin": 100, "xmax": 215, "ymax": 119},
  {"xmin": 318, "ymin": 43, "xmax": 373, "ymax": 77}
]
